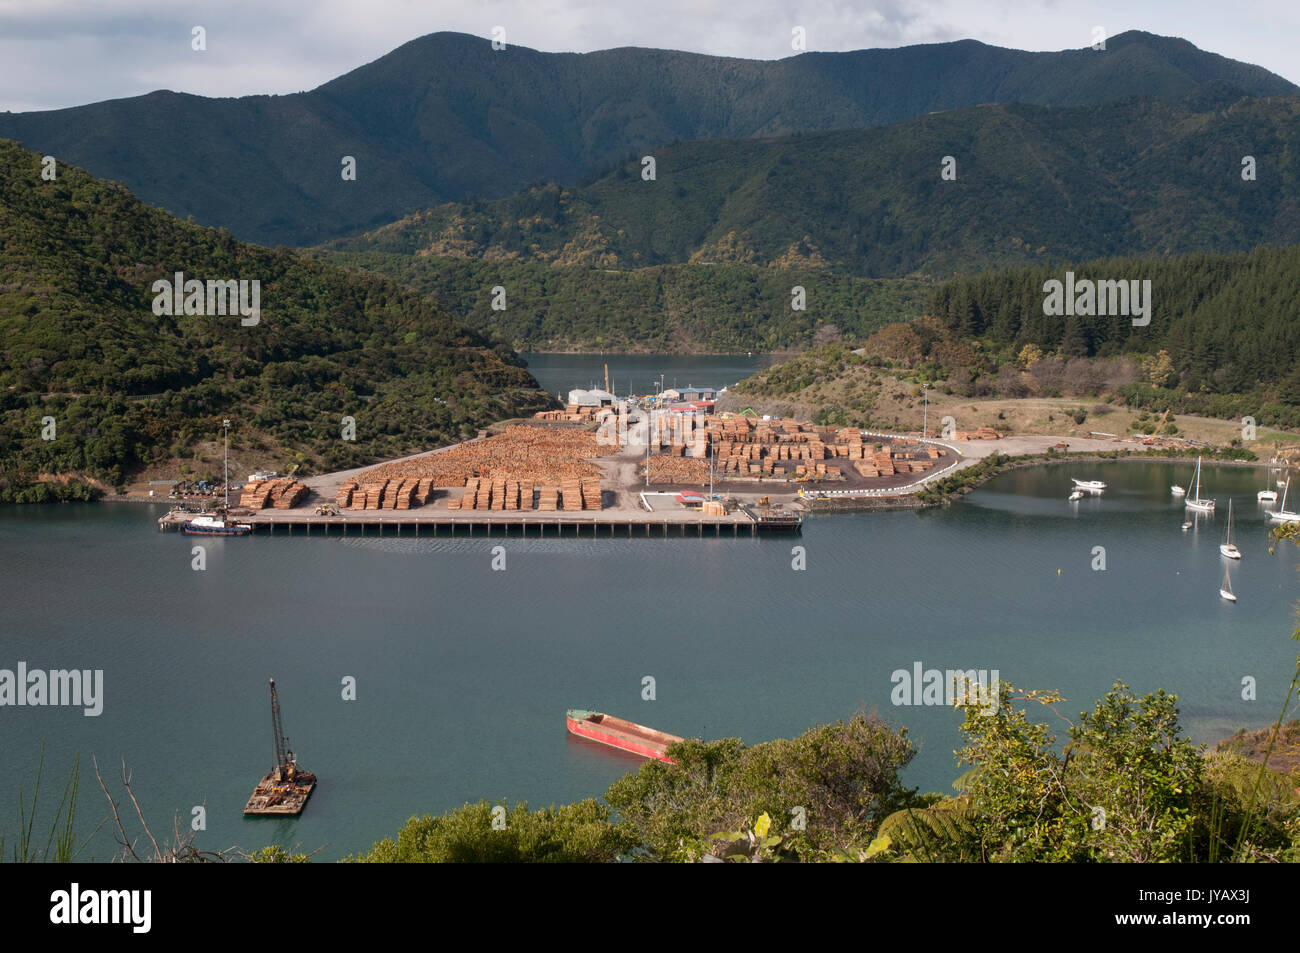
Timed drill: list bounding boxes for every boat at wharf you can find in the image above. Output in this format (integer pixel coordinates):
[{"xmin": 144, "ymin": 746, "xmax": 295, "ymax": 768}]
[{"xmin": 566, "ymin": 710, "xmax": 684, "ymax": 763}]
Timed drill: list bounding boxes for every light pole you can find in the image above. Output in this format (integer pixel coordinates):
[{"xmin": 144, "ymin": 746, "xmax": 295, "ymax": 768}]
[
  {"xmin": 922, "ymin": 384, "xmax": 928, "ymax": 439},
  {"xmin": 222, "ymin": 419, "xmax": 231, "ymax": 512}
]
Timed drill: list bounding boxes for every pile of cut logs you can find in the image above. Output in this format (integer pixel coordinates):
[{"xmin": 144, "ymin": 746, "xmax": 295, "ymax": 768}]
[
  {"xmin": 240, "ymin": 479, "xmax": 310, "ymax": 509},
  {"xmin": 447, "ymin": 472, "xmax": 602, "ymax": 511},
  {"xmin": 336, "ymin": 476, "xmax": 436, "ymax": 510},
  {"xmin": 355, "ymin": 424, "xmax": 613, "ymax": 490}
]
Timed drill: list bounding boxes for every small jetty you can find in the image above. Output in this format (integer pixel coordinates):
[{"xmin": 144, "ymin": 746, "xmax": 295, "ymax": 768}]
[
  {"xmin": 566, "ymin": 709, "xmax": 684, "ymax": 763},
  {"xmin": 244, "ymin": 679, "xmax": 316, "ymax": 816}
]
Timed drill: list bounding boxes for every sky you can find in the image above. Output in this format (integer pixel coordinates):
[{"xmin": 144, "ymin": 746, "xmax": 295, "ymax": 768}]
[{"xmin": 1, "ymin": 0, "xmax": 1297, "ymax": 112}]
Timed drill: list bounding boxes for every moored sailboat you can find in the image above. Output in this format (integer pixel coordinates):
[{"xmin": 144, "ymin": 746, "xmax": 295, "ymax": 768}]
[
  {"xmin": 1220, "ymin": 566, "xmax": 1237, "ymax": 602},
  {"xmin": 1185, "ymin": 456, "xmax": 1215, "ymax": 513},
  {"xmin": 1258, "ymin": 467, "xmax": 1277, "ymax": 502},
  {"xmin": 1219, "ymin": 499, "xmax": 1241, "ymax": 559},
  {"xmin": 1267, "ymin": 478, "xmax": 1300, "ymax": 524}
]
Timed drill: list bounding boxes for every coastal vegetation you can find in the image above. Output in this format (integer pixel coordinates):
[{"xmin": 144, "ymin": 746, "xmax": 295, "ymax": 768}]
[
  {"xmin": 930, "ymin": 244, "xmax": 1300, "ymax": 423},
  {"xmin": 730, "ymin": 242, "xmax": 1300, "ymax": 441},
  {"xmin": 0, "ymin": 139, "xmax": 553, "ymax": 499},
  {"xmin": 346, "ymin": 688, "xmax": 1300, "ymax": 863},
  {"xmin": 15, "ymin": 695, "xmax": 1298, "ymax": 863}
]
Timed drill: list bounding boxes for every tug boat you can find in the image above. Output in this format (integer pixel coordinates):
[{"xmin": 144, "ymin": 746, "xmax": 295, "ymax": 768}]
[{"xmin": 565, "ymin": 710, "xmax": 684, "ymax": 763}]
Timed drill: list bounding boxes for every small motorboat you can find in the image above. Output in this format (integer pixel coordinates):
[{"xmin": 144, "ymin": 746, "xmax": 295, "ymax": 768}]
[
  {"xmin": 1258, "ymin": 489, "xmax": 1278, "ymax": 502},
  {"xmin": 1171, "ymin": 484, "xmax": 1185, "ymax": 497},
  {"xmin": 1072, "ymin": 479, "xmax": 1106, "ymax": 491},
  {"xmin": 1181, "ymin": 521, "xmax": 1193, "ymax": 532},
  {"xmin": 566, "ymin": 709, "xmax": 684, "ymax": 763},
  {"xmin": 1069, "ymin": 489, "xmax": 1084, "ymax": 501}
]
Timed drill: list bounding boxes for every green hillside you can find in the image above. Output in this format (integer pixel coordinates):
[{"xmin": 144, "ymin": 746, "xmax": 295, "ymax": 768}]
[
  {"xmin": 729, "ymin": 244, "xmax": 1300, "ymax": 433},
  {"xmin": 314, "ymin": 252, "xmax": 930, "ymax": 352},
  {"xmin": 0, "ymin": 139, "xmax": 552, "ymax": 500},
  {"xmin": 0, "ymin": 31, "xmax": 1292, "ymax": 247},
  {"xmin": 320, "ymin": 95, "xmax": 1300, "ymax": 279},
  {"xmin": 928, "ymin": 244, "xmax": 1300, "ymax": 409}
]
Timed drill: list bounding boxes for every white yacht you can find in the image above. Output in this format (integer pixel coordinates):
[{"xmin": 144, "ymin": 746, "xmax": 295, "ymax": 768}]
[
  {"xmin": 1185, "ymin": 457, "xmax": 1215, "ymax": 513},
  {"xmin": 1259, "ymin": 468, "xmax": 1278, "ymax": 502},
  {"xmin": 1219, "ymin": 500, "xmax": 1241, "ymax": 559},
  {"xmin": 1267, "ymin": 478, "xmax": 1300, "ymax": 525},
  {"xmin": 1220, "ymin": 566, "xmax": 1237, "ymax": 602}
]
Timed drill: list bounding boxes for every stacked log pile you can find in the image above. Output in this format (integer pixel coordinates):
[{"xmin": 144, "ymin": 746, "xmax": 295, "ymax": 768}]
[
  {"xmin": 356, "ymin": 424, "xmax": 613, "ymax": 489},
  {"xmin": 561, "ymin": 478, "xmax": 583, "ymax": 511},
  {"xmin": 239, "ymin": 479, "xmax": 309, "ymax": 510},
  {"xmin": 646, "ymin": 456, "xmax": 711, "ymax": 486},
  {"xmin": 345, "ymin": 424, "xmax": 611, "ymax": 512}
]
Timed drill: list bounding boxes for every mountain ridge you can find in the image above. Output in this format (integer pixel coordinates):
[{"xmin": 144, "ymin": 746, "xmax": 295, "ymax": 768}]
[
  {"xmin": 0, "ymin": 30, "xmax": 1293, "ymax": 247},
  {"xmin": 317, "ymin": 94, "xmax": 1300, "ymax": 278}
]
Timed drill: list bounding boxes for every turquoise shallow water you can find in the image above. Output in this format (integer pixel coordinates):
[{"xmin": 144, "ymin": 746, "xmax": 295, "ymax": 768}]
[{"xmin": 2, "ymin": 458, "xmax": 1297, "ymax": 861}]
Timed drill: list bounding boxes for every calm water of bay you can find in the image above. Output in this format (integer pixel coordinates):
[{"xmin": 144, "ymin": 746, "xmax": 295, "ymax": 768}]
[
  {"xmin": 2, "ymin": 356, "xmax": 1297, "ymax": 861},
  {"xmin": 520, "ymin": 352, "xmax": 765, "ymax": 399}
]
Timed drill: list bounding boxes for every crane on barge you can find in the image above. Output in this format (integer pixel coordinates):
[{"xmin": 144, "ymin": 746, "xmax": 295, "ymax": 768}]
[{"xmin": 243, "ymin": 678, "xmax": 316, "ymax": 815}]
